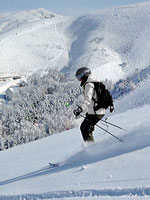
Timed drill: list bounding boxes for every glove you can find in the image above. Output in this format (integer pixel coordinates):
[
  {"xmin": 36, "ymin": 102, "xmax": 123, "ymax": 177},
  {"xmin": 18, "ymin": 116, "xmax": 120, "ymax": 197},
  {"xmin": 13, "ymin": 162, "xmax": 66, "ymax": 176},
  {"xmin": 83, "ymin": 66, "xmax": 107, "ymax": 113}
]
[
  {"xmin": 110, "ymin": 105, "xmax": 114, "ymax": 113},
  {"xmin": 73, "ymin": 106, "xmax": 83, "ymax": 117}
]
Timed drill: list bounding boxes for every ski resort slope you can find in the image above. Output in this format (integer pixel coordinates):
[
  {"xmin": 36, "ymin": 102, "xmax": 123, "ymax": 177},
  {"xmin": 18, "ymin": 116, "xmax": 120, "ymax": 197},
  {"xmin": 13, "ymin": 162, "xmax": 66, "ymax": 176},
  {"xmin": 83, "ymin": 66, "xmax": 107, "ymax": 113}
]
[
  {"xmin": 1, "ymin": 2, "xmax": 150, "ymax": 199},
  {"xmin": 0, "ymin": 8, "xmax": 70, "ymax": 77},
  {"xmin": 1, "ymin": 2, "xmax": 150, "ymax": 83},
  {"xmin": 64, "ymin": 2, "xmax": 150, "ymax": 81},
  {"xmin": 0, "ymin": 103, "xmax": 150, "ymax": 199}
]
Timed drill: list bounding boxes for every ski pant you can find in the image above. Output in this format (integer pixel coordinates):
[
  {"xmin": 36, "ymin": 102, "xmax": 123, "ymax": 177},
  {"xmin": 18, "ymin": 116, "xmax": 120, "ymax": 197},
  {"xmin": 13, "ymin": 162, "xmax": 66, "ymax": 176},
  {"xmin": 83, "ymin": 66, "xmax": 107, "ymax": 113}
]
[{"xmin": 80, "ymin": 113, "xmax": 104, "ymax": 142}]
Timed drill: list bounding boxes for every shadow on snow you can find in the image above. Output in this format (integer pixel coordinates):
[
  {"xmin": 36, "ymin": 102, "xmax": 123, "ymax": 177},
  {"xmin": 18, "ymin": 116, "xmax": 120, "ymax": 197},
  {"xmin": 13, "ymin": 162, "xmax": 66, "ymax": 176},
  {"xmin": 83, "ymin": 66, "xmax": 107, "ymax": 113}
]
[{"xmin": 0, "ymin": 126, "xmax": 150, "ymax": 187}]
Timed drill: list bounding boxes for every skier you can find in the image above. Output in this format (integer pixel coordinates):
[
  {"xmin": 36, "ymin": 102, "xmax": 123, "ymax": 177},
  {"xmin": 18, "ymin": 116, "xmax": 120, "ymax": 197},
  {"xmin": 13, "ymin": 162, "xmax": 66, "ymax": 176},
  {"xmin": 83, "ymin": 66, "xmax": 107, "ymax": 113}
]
[{"xmin": 73, "ymin": 67, "xmax": 114, "ymax": 142}]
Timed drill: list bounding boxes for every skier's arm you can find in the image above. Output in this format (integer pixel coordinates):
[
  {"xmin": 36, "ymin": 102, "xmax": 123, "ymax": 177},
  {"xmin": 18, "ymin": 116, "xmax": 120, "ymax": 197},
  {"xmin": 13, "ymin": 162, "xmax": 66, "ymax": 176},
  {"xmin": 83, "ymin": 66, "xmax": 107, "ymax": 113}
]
[{"xmin": 81, "ymin": 82, "xmax": 94, "ymax": 111}]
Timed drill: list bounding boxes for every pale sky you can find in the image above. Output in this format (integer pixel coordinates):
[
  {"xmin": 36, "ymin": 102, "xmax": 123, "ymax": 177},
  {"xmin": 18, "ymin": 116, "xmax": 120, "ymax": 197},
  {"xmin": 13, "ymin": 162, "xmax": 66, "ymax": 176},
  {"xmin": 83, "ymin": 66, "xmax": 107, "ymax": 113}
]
[{"xmin": 0, "ymin": 0, "xmax": 150, "ymax": 15}]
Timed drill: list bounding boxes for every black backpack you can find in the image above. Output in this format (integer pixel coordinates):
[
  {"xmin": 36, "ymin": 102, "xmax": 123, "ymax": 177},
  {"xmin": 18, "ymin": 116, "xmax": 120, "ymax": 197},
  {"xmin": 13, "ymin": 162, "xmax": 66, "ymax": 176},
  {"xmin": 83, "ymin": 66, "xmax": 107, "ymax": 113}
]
[{"xmin": 91, "ymin": 82, "xmax": 113, "ymax": 111}]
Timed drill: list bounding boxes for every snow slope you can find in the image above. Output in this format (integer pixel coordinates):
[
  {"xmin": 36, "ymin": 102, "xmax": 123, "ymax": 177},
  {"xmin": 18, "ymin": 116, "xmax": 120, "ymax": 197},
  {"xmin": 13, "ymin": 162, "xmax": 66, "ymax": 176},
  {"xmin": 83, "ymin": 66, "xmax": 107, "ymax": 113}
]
[
  {"xmin": 63, "ymin": 2, "xmax": 150, "ymax": 83},
  {"xmin": 0, "ymin": 8, "xmax": 69, "ymax": 77},
  {"xmin": 1, "ymin": 70, "xmax": 150, "ymax": 199},
  {"xmin": 0, "ymin": 104, "xmax": 150, "ymax": 199},
  {"xmin": 1, "ymin": 2, "xmax": 150, "ymax": 199}
]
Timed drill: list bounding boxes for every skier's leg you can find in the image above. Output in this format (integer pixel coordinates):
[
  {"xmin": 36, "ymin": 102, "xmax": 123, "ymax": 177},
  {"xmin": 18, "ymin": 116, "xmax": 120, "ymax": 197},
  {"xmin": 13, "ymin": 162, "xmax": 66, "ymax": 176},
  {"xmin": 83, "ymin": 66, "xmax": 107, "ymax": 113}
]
[
  {"xmin": 80, "ymin": 116, "xmax": 94, "ymax": 141},
  {"xmin": 85, "ymin": 114, "xmax": 104, "ymax": 140},
  {"xmin": 80, "ymin": 114, "xmax": 104, "ymax": 142}
]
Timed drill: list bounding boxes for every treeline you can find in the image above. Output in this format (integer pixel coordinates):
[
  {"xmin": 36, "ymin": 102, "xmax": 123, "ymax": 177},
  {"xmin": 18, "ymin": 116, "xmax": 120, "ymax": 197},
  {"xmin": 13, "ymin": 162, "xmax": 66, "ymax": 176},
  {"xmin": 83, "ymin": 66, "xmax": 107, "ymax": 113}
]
[{"xmin": 0, "ymin": 69, "xmax": 81, "ymax": 150}]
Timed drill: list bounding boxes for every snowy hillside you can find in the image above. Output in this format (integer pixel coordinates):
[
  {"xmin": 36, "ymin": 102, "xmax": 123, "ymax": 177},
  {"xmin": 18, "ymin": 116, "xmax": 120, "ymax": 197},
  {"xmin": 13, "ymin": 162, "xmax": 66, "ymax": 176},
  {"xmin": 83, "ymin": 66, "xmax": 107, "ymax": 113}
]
[
  {"xmin": 0, "ymin": 104, "xmax": 150, "ymax": 199},
  {"xmin": 65, "ymin": 2, "xmax": 150, "ymax": 81},
  {"xmin": 1, "ymin": 3, "xmax": 150, "ymax": 81},
  {"xmin": 1, "ymin": 2, "xmax": 150, "ymax": 199},
  {"xmin": 0, "ymin": 8, "xmax": 69, "ymax": 77}
]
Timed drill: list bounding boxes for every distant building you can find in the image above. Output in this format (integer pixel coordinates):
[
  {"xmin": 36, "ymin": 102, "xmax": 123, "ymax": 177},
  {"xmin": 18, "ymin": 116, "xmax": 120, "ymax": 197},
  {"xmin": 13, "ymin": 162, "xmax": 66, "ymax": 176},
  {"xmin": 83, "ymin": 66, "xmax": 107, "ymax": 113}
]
[
  {"xmin": 18, "ymin": 80, "xmax": 28, "ymax": 87},
  {"xmin": 13, "ymin": 76, "xmax": 21, "ymax": 80},
  {"xmin": 5, "ymin": 87, "xmax": 14, "ymax": 100},
  {"xmin": 5, "ymin": 80, "xmax": 28, "ymax": 100},
  {"xmin": 0, "ymin": 75, "xmax": 21, "ymax": 81}
]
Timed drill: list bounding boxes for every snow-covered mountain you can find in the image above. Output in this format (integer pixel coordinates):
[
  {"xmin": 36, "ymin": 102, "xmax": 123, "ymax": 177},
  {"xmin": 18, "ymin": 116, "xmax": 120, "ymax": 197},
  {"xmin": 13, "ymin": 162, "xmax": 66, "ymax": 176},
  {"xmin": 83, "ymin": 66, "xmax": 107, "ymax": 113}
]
[
  {"xmin": 1, "ymin": 2, "xmax": 150, "ymax": 199},
  {"xmin": 0, "ymin": 8, "xmax": 69, "ymax": 77},
  {"xmin": 65, "ymin": 2, "xmax": 150, "ymax": 81},
  {"xmin": 1, "ymin": 3, "xmax": 150, "ymax": 81}
]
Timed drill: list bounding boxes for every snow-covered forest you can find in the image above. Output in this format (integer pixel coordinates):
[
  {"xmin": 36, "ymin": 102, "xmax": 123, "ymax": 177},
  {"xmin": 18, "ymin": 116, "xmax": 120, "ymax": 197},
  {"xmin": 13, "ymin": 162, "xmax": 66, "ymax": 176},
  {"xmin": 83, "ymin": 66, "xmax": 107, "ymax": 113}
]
[{"xmin": 0, "ymin": 69, "xmax": 81, "ymax": 150}]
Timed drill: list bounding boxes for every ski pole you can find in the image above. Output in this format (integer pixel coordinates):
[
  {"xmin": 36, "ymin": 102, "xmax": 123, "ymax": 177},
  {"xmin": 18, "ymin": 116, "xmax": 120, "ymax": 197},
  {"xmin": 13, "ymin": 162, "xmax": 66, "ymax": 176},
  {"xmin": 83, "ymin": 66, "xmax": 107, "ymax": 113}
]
[
  {"xmin": 100, "ymin": 119, "xmax": 127, "ymax": 131},
  {"xmin": 79, "ymin": 114, "xmax": 124, "ymax": 143}
]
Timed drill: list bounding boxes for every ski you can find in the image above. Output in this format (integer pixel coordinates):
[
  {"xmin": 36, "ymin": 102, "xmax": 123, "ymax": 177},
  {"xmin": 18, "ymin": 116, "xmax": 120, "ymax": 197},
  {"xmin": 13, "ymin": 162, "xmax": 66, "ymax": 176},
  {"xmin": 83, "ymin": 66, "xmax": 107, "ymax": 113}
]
[{"xmin": 49, "ymin": 163, "xmax": 60, "ymax": 167}]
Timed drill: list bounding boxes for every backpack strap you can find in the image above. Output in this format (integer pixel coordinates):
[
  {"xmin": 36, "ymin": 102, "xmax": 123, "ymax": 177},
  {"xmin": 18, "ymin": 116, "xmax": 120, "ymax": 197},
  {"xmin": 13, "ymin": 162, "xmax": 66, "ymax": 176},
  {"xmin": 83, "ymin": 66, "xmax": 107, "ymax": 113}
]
[{"xmin": 91, "ymin": 82, "xmax": 99, "ymax": 112}]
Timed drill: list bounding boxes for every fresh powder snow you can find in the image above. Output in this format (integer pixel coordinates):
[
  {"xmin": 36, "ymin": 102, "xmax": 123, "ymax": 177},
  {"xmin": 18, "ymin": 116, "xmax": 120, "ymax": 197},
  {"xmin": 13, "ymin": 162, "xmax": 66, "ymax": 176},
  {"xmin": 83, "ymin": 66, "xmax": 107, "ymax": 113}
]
[{"xmin": 0, "ymin": 3, "xmax": 150, "ymax": 200}]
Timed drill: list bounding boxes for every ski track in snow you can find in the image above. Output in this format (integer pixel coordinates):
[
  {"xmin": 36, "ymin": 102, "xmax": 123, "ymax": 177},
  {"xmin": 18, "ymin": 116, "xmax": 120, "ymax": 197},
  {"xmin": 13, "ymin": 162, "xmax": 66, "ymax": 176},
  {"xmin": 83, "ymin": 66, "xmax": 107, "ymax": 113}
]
[
  {"xmin": 1, "ymin": 187, "xmax": 150, "ymax": 199},
  {"xmin": 44, "ymin": 22, "xmax": 68, "ymax": 70}
]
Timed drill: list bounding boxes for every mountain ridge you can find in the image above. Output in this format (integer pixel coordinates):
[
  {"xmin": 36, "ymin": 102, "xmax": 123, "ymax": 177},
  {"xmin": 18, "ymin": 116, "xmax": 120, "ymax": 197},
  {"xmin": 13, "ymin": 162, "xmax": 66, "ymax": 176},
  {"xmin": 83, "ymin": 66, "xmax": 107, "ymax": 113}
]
[{"xmin": 1, "ymin": 3, "xmax": 150, "ymax": 81}]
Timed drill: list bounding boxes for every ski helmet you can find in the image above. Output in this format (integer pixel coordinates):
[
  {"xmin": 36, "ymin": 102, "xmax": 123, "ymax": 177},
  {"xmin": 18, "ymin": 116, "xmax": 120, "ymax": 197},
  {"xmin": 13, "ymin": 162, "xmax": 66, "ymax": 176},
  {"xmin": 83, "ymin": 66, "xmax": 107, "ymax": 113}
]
[{"xmin": 75, "ymin": 67, "xmax": 91, "ymax": 81}]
